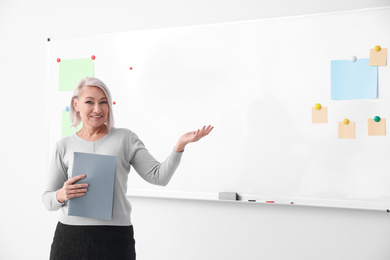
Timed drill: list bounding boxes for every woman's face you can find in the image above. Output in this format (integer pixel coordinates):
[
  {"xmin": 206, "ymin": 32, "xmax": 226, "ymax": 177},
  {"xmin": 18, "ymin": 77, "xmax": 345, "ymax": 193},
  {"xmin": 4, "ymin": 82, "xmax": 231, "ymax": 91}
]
[{"xmin": 73, "ymin": 86, "xmax": 109, "ymax": 130}]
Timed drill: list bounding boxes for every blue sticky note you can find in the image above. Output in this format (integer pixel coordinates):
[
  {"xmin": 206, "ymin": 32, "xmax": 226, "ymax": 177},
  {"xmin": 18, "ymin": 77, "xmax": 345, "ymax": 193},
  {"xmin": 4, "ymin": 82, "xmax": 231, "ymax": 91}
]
[{"xmin": 331, "ymin": 58, "xmax": 378, "ymax": 100}]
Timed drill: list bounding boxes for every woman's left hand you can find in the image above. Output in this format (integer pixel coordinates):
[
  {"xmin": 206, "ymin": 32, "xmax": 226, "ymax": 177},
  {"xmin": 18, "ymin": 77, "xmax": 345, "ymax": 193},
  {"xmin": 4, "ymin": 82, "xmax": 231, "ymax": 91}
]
[{"xmin": 175, "ymin": 125, "xmax": 214, "ymax": 152}]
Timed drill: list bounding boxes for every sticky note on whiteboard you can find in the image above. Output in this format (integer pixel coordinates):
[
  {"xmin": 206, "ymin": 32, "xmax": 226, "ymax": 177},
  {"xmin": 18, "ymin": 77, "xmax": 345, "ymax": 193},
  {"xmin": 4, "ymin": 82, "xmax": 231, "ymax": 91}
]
[
  {"xmin": 62, "ymin": 110, "xmax": 82, "ymax": 138},
  {"xmin": 312, "ymin": 107, "xmax": 328, "ymax": 123},
  {"xmin": 369, "ymin": 48, "xmax": 387, "ymax": 66},
  {"xmin": 331, "ymin": 59, "xmax": 378, "ymax": 100},
  {"xmin": 368, "ymin": 118, "xmax": 386, "ymax": 136},
  {"xmin": 338, "ymin": 121, "xmax": 355, "ymax": 139},
  {"xmin": 59, "ymin": 58, "xmax": 94, "ymax": 91}
]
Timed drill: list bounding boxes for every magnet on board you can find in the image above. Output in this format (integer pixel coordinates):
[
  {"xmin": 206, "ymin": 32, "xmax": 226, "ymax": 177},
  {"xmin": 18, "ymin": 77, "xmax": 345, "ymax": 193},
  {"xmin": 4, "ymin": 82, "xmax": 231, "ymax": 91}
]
[
  {"xmin": 350, "ymin": 55, "xmax": 357, "ymax": 62},
  {"xmin": 374, "ymin": 45, "xmax": 381, "ymax": 52},
  {"xmin": 374, "ymin": 116, "xmax": 381, "ymax": 122},
  {"xmin": 91, "ymin": 55, "xmax": 96, "ymax": 60},
  {"xmin": 65, "ymin": 106, "xmax": 69, "ymax": 112},
  {"xmin": 57, "ymin": 58, "xmax": 61, "ymax": 63},
  {"xmin": 343, "ymin": 119, "xmax": 350, "ymax": 125},
  {"xmin": 314, "ymin": 103, "xmax": 321, "ymax": 110}
]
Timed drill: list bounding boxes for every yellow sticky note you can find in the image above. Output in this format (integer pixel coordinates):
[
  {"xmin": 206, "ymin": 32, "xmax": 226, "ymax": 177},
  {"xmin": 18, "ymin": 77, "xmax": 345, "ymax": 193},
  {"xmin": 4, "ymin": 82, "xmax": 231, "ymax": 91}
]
[
  {"xmin": 368, "ymin": 118, "xmax": 386, "ymax": 136},
  {"xmin": 312, "ymin": 107, "xmax": 328, "ymax": 123},
  {"xmin": 368, "ymin": 48, "xmax": 387, "ymax": 66},
  {"xmin": 338, "ymin": 121, "xmax": 355, "ymax": 139}
]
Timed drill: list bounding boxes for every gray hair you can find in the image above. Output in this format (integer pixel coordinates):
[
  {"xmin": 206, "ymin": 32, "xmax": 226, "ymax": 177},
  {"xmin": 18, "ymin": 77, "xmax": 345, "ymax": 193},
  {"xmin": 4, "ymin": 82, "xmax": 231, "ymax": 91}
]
[{"xmin": 70, "ymin": 77, "xmax": 115, "ymax": 132}]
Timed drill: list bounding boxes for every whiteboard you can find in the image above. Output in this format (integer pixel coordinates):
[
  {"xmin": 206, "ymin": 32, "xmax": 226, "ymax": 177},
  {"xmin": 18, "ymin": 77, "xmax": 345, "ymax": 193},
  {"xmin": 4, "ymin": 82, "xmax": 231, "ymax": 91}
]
[{"xmin": 48, "ymin": 7, "xmax": 390, "ymax": 211}]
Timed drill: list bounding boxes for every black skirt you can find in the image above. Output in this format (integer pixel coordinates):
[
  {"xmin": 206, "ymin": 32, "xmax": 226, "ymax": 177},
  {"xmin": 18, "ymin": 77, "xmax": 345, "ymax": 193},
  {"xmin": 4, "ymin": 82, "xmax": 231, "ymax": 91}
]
[{"xmin": 50, "ymin": 222, "xmax": 136, "ymax": 260}]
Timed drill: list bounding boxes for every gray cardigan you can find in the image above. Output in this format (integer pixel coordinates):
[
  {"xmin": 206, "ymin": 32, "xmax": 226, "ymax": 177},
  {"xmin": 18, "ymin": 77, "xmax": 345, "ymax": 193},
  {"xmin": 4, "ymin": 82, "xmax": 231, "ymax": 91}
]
[{"xmin": 42, "ymin": 128, "xmax": 182, "ymax": 226}]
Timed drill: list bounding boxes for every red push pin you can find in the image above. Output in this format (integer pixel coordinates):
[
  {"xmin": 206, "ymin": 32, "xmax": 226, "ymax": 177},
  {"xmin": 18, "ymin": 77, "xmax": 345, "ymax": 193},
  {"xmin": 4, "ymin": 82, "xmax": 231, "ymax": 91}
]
[
  {"xmin": 57, "ymin": 58, "xmax": 61, "ymax": 63},
  {"xmin": 91, "ymin": 55, "xmax": 96, "ymax": 60},
  {"xmin": 113, "ymin": 101, "xmax": 116, "ymax": 105},
  {"xmin": 129, "ymin": 67, "xmax": 133, "ymax": 70}
]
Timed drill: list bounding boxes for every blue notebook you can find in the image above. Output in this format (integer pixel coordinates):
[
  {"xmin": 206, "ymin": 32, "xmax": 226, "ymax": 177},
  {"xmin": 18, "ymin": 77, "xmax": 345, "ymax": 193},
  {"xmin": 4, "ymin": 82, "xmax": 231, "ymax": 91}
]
[{"xmin": 68, "ymin": 152, "xmax": 117, "ymax": 220}]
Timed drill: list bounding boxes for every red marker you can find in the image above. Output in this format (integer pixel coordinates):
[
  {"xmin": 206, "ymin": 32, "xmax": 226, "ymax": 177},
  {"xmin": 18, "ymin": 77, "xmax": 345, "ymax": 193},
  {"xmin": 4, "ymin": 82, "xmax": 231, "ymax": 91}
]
[
  {"xmin": 271, "ymin": 201, "xmax": 294, "ymax": 205},
  {"xmin": 266, "ymin": 201, "xmax": 275, "ymax": 203},
  {"xmin": 57, "ymin": 58, "xmax": 61, "ymax": 62},
  {"xmin": 91, "ymin": 55, "xmax": 96, "ymax": 60}
]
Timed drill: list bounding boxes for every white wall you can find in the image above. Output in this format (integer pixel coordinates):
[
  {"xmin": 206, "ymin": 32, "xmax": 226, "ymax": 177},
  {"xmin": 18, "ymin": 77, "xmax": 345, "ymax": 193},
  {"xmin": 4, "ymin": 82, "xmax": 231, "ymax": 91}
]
[{"xmin": 1, "ymin": 0, "xmax": 390, "ymax": 259}]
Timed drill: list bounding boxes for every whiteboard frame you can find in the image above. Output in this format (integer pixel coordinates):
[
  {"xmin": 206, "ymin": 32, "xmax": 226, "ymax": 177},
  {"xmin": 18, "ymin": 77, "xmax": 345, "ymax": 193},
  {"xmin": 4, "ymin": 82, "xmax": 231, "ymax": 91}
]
[{"xmin": 48, "ymin": 6, "xmax": 390, "ymax": 211}]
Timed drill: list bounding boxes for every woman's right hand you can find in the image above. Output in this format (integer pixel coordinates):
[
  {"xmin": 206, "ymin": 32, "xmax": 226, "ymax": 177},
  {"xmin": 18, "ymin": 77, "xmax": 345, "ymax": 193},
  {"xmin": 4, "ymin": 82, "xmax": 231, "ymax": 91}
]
[{"xmin": 56, "ymin": 175, "xmax": 89, "ymax": 203}]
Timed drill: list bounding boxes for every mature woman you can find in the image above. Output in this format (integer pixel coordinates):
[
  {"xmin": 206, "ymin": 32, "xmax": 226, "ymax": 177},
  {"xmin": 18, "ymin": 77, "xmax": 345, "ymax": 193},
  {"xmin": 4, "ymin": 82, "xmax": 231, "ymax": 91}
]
[{"xmin": 42, "ymin": 77, "xmax": 213, "ymax": 259}]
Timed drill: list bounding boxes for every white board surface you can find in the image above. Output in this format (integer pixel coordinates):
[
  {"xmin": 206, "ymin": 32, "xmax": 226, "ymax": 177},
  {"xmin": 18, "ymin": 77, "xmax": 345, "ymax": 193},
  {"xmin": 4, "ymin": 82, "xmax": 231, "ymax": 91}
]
[{"xmin": 48, "ymin": 7, "xmax": 390, "ymax": 211}]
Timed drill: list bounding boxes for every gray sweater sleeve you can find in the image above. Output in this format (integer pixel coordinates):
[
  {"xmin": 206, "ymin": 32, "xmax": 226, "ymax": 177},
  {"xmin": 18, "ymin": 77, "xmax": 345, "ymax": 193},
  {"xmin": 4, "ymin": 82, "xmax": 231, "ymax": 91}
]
[
  {"xmin": 130, "ymin": 133, "xmax": 183, "ymax": 186},
  {"xmin": 42, "ymin": 142, "xmax": 68, "ymax": 211}
]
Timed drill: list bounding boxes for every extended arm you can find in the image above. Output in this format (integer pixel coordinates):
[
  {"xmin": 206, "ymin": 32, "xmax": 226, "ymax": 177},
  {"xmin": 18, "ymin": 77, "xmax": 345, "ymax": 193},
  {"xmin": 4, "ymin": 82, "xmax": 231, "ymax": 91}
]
[{"xmin": 131, "ymin": 125, "xmax": 214, "ymax": 186}]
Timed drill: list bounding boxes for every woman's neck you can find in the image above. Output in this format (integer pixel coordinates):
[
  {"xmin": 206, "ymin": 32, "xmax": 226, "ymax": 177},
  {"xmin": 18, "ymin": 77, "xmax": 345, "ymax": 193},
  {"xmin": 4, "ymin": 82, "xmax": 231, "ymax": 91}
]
[{"xmin": 77, "ymin": 125, "xmax": 108, "ymax": 141}]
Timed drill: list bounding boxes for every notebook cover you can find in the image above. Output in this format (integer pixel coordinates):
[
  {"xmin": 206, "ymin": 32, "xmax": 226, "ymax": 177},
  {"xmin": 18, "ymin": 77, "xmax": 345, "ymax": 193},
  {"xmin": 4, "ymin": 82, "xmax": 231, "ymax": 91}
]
[{"xmin": 68, "ymin": 152, "xmax": 116, "ymax": 220}]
